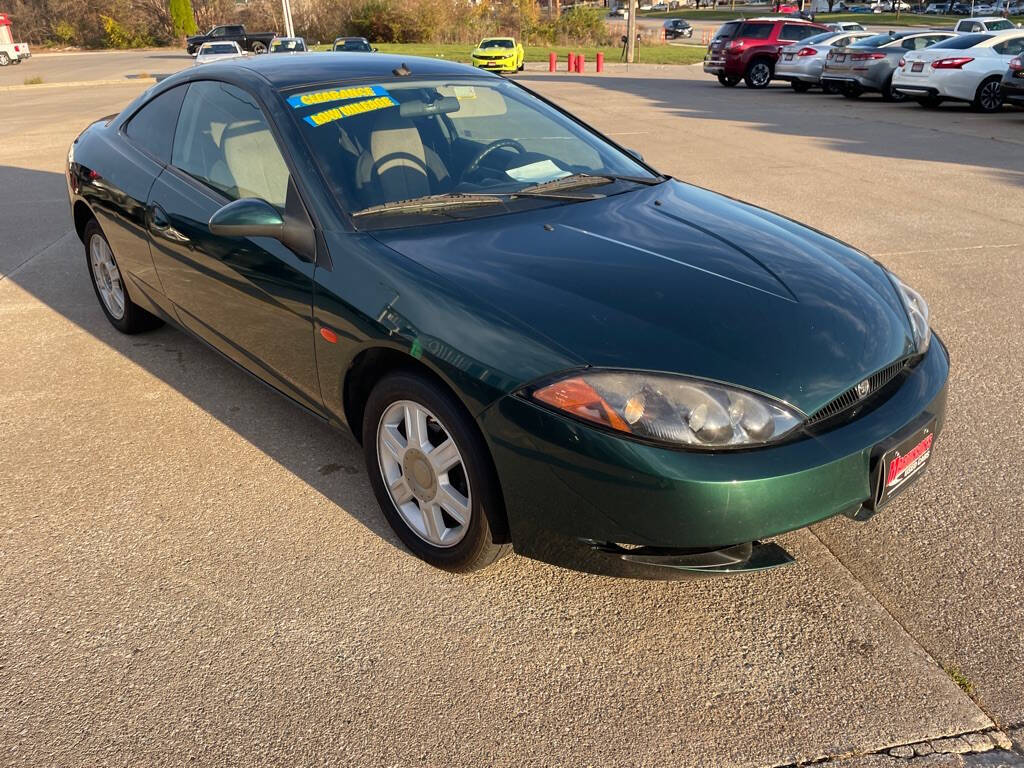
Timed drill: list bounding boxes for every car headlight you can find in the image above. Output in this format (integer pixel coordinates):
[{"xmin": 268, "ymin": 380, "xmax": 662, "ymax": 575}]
[
  {"xmin": 530, "ymin": 371, "xmax": 804, "ymax": 449},
  {"xmin": 890, "ymin": 274, "xmax": 931, "ymax": 355}
]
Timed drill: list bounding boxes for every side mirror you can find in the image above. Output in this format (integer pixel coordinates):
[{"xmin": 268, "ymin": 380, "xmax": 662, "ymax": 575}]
[
  {"xmin": 626, "ymin": 148, "xmax": 644, "ymax": 162},
  {"xmin": 209, "ymin": 198, "xmax": 284, "ymax": 239},
  {"xmin": 372, "ymin": 47, "xmax": 379, "ymax": 52}
]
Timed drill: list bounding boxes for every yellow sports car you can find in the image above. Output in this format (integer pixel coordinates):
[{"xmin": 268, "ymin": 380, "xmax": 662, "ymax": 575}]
[{"xmin": 471, "ymin": 37, "xmax": 525, "ymax": 73}]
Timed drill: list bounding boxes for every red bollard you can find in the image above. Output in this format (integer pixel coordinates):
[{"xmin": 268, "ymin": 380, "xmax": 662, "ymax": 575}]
[
  {"xmin": 577, "ymin": 53, "xmax": 586, "ymax": 73},
  {"xmin": 568, "ymin": 52, "xmax": 576, "ymax": 72},
  {"xmin": 596, "ymin": 51, "xmax": 604, "ymax": 73},
  {"xmin": 549, "ymin": 51, "xmax": 556, "ymax": 72}
]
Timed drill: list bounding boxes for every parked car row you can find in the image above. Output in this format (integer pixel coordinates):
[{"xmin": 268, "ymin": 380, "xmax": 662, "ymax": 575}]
[{"xmin": 704, "ymin": 16, "xmax": 1024, "ymax": 111}]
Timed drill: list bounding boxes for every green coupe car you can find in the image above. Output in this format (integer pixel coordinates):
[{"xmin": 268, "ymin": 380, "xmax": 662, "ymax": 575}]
[
  {"xmin": 66, "ymin": 54, "xmax": 947, "ymax": 579},
  {"xmin": 471, "ymin": 37, "xmax": 525, "ymax": 72}
]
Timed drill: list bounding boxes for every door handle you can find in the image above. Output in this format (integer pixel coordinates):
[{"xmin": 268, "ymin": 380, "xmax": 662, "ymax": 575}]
[{"xmin": 149, "ymin": 204, "xmax": 189, "ymax": 243}]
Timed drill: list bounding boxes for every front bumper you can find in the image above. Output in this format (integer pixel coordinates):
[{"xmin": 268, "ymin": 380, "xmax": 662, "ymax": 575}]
[
  {"xmin": 479, "ymin": 337, "xmax": 949, "ymax": 579},
  {"xmin": 473, "ymin": 57, "xmax": 517, "ymax": 71}
]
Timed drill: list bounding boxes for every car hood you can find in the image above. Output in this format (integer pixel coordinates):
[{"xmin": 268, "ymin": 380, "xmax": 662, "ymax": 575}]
[{"xmin": 372, "ymin": 180, "xmax": 916, "ymax": 415}]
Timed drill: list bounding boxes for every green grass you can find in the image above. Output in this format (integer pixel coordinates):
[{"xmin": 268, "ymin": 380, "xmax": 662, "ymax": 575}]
[
  {"xmin": 639, "ymin": 8, "xmax": 1023, "ymax": 24},
  {"xmin": 310, "ymin": 42, "xmax": 705, "ymax": 65},
  {"xmin": 945, "ymin": 665, "xmax": 975, "ymax": 696}
]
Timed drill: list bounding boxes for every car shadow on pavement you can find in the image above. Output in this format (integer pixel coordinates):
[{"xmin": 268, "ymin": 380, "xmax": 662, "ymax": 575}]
[
  {"xmin": 1, "ymin": 165, "xmax": 407, "ymax": 555},
  {"xmin": 522, "ymin": 73, "xmax": 1024, "ymax": 187}
]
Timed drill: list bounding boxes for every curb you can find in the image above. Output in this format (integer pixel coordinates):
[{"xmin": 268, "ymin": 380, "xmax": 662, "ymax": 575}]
[{"xmin": 0, "ymin": 77, "xmax": 156, "ymax": 92}]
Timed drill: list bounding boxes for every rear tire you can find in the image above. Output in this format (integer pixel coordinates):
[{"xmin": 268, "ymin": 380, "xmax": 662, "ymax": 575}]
[
  {"xmin": 822, "ymin": 82, "xmax": 840, "ymax": 94},
  {"xmin": 842, "ymin": 84, "xmax": 862, "ymax": 99},
  {"xmin": 83, "ymin": 219, "xmax": 163, "ymax": 334},
  {"xmin": 972, "ymin": 76, "xmax": 1003, "ymax": 113},
  {"xmin": 791, "ymin": 80, "xmax": 812, "ymax": 93},
  {"xmin": 0, "ymin": 52, "xmax": 10, "ymax": 67},
  {"xmin": 362, "ymin": 371, "xmax": 511, "ymax": 573},
  {"xmin": 744, "ymin": 59, "xmax": 773, "ymax": 89},
  {"xmin": 916, "ymin": 95, "xmax": 941, "ymax": 109},
  {"xmin": 882, "ymin": 74, "xmax": 907, "ymax": 102},
  {"xmin": 717, "ymin": 73, "xmax": 740, "ymax": 87}
]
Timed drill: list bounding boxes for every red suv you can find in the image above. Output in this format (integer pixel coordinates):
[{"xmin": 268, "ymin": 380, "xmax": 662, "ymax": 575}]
[{"xmin": 703, "ymin": 18, "xmax": 830, "ymax": 88}]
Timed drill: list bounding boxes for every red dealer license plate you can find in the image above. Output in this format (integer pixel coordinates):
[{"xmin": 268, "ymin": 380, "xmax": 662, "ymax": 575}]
[{"xmin": 872, "ymin": 419, "xmax": 937, "ymax": 509}]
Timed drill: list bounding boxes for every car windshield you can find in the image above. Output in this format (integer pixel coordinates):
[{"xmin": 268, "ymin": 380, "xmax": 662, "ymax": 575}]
[
  {"xmin": 336, "ymin": 40, "xmax": 371, "ymax": 51},
  {"xmin": 272, "ymin": 39, "xmax": 304, "ymax": 52},
  {"xmin": 286, "ymin": 78, "xmax": 659, "ymax": 228},
  {"xmin": 203, "ymin": 44, "xmax": 237, "ymax": 54},
  {"xmin": 986, "ymin": 19, "xmax": 1014, "ymax": 30},
  {"xmin": 933, "ymin": 33, "xmax": 994, "ymax": 48},
  {"xmin": 481, "ymin": 39, "xmax": 514, "ymax": 48},
  {"xmin": 851, "ymin": 33, "xmax": 898, "ymax": 47}
]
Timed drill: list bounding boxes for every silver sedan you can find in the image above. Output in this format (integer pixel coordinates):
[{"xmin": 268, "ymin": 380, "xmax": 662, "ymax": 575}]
[
  {"xmin": 820, "ymin": 30, "xmax": 956, "ymax": 101},
  {"xmin": 775, "ymin": 30, "xmax": 874, "ymax": 92}
]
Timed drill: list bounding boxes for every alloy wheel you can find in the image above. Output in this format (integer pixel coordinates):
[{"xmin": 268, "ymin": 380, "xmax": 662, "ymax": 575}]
[
  {"xmin": 376, "ymin": 400, "xmax": 472, "ymax": 548},
  {"xmin": 89, "ymin": 233, "xmax": 126, "ymax": 320},
  {"xmin": 252, "ymin": 41, "xmax": 267, "ymax": 54},
  {"xmin": 749, "ymin": 62, "xmax": 771, "ymax": 87},
  {"xmin": 977, "ymin": 80, "xmax": 1003, "ymax": 112}
]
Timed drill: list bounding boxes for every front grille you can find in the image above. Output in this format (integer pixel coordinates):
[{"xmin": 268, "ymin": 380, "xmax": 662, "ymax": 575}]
[{"xmin": 806, "ymin": 357, "xmax": 912, "ymax": 427}]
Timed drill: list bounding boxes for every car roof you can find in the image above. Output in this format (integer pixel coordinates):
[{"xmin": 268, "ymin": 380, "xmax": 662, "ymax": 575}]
[
  {"xmin": 961, "ymin": 15, "xmax": 1006, "ymax": 20},
  {"xmin": 230, "ymin": 52, "xmax": 488, "ymax": 88},
  {"xmin": 481, "ymin": 36, "xmax": 515, "ymax": 41},
  {"xmin": 971, "ymin": 28, "xmax": 1024, "ymax": 44},
  {"xmin": 334, "ymin": 36, "xmax": 369, "ymax": 42},
  {"xmin": 273, "ymin": 37, "xmax": 303, "ymax": 42}
]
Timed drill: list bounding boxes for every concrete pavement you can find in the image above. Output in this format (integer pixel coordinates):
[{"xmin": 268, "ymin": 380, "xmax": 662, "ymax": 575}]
[{"xmin": 1, "ymin": 54, "xmax": 1022, "ymax": 767}]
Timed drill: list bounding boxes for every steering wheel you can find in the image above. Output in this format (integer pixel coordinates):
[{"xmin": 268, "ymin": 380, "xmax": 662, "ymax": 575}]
[{"xmin": 460, "ymin": 139, "xmax": 527, "ymax": 184}]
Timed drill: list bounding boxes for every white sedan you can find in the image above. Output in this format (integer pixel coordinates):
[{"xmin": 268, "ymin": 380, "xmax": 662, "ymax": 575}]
[
  {"xmin": 194, "ymin": 41, "xmax": 246, "ymax": 66},
  {"xmin": 893, "ymin": 30, "xmax": 1024, "ymax": 111}
]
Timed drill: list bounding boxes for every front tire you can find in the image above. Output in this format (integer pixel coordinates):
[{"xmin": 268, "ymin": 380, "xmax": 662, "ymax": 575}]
[
  {"xmin": 83, "ymin": 219, "xmax": 162, "ymax": 334},
  {"xmin": 362, "ymin": 371, "xmax": 511, "ymax": 573},
  {"xmin": 972, "ymin": 77, "xmax": 1003, "ymax": 113},
  {"xmin": 744, "ymin": 59, "xmax": 772, "ymax": 89},
  {"xmin": 791, "ymin": 80, "xmax": 812, "ymax": 93}
]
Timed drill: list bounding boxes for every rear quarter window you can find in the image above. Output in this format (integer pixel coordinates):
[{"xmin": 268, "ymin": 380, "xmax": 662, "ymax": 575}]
[
  {"xmin": 714, "ymin": 21, "xmax": 741, "ymax": 39},
  {"xmin": 738, "ymin": 22, "xmax": 774, "ymax": 40},
  {"xmin": 780, "ymin": 24, "xmax": 817, "ymax": 41}
]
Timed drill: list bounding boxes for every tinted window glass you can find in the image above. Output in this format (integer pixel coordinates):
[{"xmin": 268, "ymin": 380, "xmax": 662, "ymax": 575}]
[
  {"xmin": 780, "ymin": 24, "xmax": 815, "ymax": 41},
  {"xmin": 172, "ymin": 81, "xmax": 290, "ymax": 209},
  {"xmin": 853, "ymin": 33, "xmax": 897, "ymax": 47},
  {"xmin": 804, "ymin": 31, "xmax": 837, "ymax": 44},
  {"xmin": 714, "ymin": 21, "xmax": 741, "ymax": 39},
  {"xmin": 994, "ymin": 36, "xmax": 1024, "ymax": 55},
  {"xmin": 934, "ymin": 33, "xmax": 994, "ymax": 49},
  {"xmin": 738, "ymin": 22, "xmax": 774, "ymax": 40},
  {"xmin": 987, "ymin": 19, "xmax": 1014, "ymax": 30},
  {"xmin": 124, "ymin": 85, "xmax": 186, "ymax": 164}
]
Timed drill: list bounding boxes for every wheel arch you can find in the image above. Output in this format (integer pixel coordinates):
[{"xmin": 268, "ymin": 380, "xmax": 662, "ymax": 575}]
[
  {"xmin": 343, "ymin": 345, "xmax": 512, "ymax": 543},
  {"xmin": 73, "ymin": 200, "xmax": 96, "ymax": 242}
]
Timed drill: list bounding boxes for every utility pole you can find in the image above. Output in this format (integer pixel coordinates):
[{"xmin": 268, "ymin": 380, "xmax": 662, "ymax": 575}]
[
  {"xmin": 281, "ymin": 0, "xmax": 294, "ymax": 38},
  {"xmin": 626, "ymin": 0, "xmax": 637, "ymax": 64}
]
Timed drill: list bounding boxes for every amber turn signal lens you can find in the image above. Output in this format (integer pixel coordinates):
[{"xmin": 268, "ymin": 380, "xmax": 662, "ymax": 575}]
[{"xmin": 533, "ymin": 377, "xmax": 632, "ymax": 433}]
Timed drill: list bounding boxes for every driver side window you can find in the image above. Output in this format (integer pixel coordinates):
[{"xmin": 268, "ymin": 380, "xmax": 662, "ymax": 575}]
[{"xmin": 171, "ymin": 81, "xmax": 290, "ymax": 210}]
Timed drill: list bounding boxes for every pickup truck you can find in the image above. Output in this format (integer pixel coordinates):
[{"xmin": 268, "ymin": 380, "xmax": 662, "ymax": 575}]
[{"xmin": 186, "ymin": 25, "xmax": 276, "ymax": 56}]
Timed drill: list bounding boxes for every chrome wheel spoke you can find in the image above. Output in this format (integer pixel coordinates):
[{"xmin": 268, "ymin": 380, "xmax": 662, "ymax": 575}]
[
  {"xmin": 89, "ymin": 234, "xmax": 126, "ymax": 320},
  {"xmin": 380, "ymin": 424, "xmax": 406, "ymax": 462},
  {"xmin": 420, "ymin": 502, "xmax": 446, "ymax": 544},
  {"xmin": 389, "ymin": 475, "xmax": 415, "ymax": 506},
  {"xmin": 428, "ymin": 438, "xmax": 460, "ymax": 475},
  {"xmin": 436, "ymin": 484, "xmax": 470, "ymax": 526},
  {"xmin": 404, "ymin": 404, "xmax": 429, "ymax": 451}
]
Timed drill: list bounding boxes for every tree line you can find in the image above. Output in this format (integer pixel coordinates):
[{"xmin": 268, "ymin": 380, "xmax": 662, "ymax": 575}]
[{"xmin": 6, "ymin": 0, "xmax": 610, "ymax": 48}]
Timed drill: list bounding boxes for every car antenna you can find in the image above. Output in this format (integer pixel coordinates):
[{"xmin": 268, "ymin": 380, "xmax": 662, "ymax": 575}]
[{"xmin": 393, "ymin": 63, "xmax": 412, "ymax": 77}]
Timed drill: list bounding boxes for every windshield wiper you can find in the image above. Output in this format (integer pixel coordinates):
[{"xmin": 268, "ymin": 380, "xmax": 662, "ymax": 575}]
[
  {"xmin": 512, "ymin": 172, "xmax": 665, "ymax": 199},
  {"xmin": 352, "ymin": 193, "xmax": 506, "ymax": 218}
]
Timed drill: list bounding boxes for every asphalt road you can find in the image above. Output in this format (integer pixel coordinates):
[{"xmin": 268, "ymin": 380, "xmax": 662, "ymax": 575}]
[{"xmin": 2, "ymin": 53, "xmax": 1023, "ymax": 767}]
